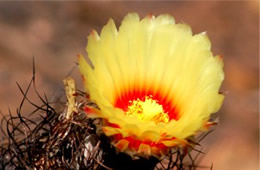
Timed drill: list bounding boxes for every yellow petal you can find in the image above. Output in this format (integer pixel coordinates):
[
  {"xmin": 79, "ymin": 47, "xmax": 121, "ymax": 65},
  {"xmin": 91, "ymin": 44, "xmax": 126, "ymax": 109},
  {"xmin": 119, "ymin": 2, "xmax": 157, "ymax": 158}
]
[
  {"xmin": 115, "ymin": 139, "xmax": 129, "ymax": 152},
  {"xmin": 138, "ymin": 143, "xmax": 151, "ymax": 155}
]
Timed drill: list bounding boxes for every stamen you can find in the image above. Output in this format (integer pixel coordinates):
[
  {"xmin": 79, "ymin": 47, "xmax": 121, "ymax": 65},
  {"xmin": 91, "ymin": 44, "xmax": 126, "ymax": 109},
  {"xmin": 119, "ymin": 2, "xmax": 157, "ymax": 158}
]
[{"xmin": 125, "ymin": 96, "xmax": 169, "ymax": 124}]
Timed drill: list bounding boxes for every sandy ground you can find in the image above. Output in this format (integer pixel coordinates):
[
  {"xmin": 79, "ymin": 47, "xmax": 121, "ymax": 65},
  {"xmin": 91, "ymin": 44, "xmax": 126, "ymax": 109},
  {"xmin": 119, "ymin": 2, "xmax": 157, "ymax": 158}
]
[{"xmin": 0, "ymin": 1, "xmax": 259, "ymax": 170}]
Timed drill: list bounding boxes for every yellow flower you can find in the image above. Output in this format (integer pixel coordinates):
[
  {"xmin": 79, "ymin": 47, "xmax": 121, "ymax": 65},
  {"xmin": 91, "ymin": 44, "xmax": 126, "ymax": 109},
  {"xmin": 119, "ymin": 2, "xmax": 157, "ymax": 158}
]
[{"xmin": 78, "ymin": 13, "xmax": 224, "ymax": 157}]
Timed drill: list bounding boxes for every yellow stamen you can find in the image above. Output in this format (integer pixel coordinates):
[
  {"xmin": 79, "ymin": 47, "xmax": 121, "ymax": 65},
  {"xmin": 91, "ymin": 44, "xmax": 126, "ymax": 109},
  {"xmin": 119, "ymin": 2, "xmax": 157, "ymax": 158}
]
[{"xmin": 126, "ymin": 96, "xmax": 169, "ymax": 124}]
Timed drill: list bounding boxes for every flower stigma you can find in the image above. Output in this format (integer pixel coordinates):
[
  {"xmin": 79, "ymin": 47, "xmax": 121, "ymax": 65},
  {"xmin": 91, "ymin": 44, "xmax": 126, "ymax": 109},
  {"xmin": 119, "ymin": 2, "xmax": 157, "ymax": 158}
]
[{"xmin": 125, "ymin": 96, "xmax": 169, "ymax": 124}]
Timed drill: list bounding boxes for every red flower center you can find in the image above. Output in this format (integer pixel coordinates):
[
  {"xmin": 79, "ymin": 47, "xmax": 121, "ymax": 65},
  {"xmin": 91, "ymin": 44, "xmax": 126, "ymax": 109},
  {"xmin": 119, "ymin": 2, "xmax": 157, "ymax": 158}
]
[{"xmin": 114, "ymin": 88, "xmax": 179, "ymax": 121}]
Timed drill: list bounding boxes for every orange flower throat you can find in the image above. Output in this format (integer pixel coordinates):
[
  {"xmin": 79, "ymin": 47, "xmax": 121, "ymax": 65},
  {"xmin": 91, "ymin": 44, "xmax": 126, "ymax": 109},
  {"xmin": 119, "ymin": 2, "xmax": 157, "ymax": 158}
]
[{"xmin": 114, "ymin": 89, "xmax": 179, "ymax": 121}]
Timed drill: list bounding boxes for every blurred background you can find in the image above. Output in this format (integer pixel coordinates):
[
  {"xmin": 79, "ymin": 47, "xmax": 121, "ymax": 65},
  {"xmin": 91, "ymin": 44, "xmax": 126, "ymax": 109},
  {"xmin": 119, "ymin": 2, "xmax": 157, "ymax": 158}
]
[{"xmin": 0, "ymin": 1, "xmax": 258, "ymax": 170}]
